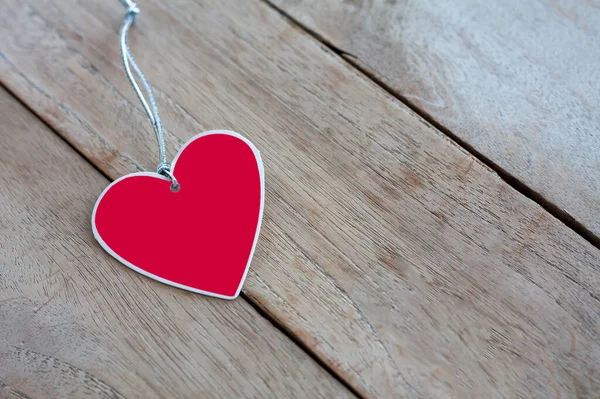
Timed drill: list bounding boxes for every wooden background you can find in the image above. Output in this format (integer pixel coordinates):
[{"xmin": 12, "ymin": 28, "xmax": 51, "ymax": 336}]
[
  {"xmin": 270, "ymin": 0, "xmax": 600, "ymax": 240},
  {"xmin": 0, "ymin": 0, "xmax": 599, "ymax": 398}
]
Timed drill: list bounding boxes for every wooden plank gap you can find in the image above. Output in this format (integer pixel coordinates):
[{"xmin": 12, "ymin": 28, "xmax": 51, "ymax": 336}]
[
  {"xmin": 259, "ymin": 0, "xmax": 600, "ymax": 251},
  {"xmin": 0, "ymin": 80, "xmax": 113, "ymax": 183},
  {"xmin": 239, "ymin": 291, "xmax": 367, "ymax": 399}
]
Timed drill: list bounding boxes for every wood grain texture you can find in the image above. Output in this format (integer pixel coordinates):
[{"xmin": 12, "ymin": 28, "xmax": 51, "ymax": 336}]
[
  {"xmin": 1, "ymin": 0, "xmax": 600, "ymax": 397},
  {"xmin": 271, "ymin": 0, "xmax": 600, "ymax": 238},
  {"xmin": 0, "ymin": 88, "xmax": 353, "ymax": 398}
]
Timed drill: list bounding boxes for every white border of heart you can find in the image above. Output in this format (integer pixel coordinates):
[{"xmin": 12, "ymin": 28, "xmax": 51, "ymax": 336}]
[{"xmin": 91, "ymin": 130, "xmax": 265, "ymax": 300}]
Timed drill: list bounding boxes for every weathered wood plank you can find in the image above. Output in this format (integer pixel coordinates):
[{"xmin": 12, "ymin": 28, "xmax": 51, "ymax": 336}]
[
  {"xmin": 0, "ymin": 88, "xmax": 353, "ymax": 398},
  {"xmin": 1, "ymin": 0, "xmax": 599, "ymax": 397},
  {"xmin": 271, "ymin": 0, "xmax": 600, "ymax": 238}
]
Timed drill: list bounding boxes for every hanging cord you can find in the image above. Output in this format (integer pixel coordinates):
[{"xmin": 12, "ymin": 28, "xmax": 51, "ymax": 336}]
[{"xmin": 119, "ymin": 0, "xmax": 180, "ymax": 191}]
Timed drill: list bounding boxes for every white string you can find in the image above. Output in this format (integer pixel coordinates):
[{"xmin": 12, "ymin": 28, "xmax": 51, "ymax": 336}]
[{"xmin": 119, "ymin": 1, "xmax": 179, "ymax": 191}]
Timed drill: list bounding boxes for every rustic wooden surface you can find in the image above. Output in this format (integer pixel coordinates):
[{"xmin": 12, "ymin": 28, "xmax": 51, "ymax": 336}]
[
  {"xmin": 1, "ymin": 0, "xmax": 599, "ymax": 397},
  {"xmin": 0, "ymin": 88, "xmax": 353, "ymax": 398},
  {"xmin": 271, "ymin": 0, "xmax": 600, "ymax": 238}
]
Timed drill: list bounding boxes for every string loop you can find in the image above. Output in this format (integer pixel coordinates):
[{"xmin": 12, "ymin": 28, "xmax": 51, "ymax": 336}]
[
  {"xmin": 119, "ymin": 1, "xmax": 178, "ymax": 190},
  {"xmin": 121, "ymin": 0, "xmax": 140, "ymax": 14}
]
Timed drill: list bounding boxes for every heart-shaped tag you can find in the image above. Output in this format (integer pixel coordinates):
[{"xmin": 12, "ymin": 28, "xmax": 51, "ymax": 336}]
[{"xmin": 92, "ymin": 131, "xmax": 264, "ymax": 299}]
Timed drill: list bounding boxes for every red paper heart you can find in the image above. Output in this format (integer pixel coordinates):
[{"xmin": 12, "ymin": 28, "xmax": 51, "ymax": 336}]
[{"xmin": 92, "ymin": 131, "xmax": 264, "ymax": 299}]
